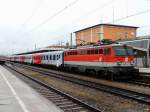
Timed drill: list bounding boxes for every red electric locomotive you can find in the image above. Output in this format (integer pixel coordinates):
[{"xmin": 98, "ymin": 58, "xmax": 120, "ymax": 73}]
[{"xmin": 64, "ymin": 44, "xmax": 135, "ymax": 80}]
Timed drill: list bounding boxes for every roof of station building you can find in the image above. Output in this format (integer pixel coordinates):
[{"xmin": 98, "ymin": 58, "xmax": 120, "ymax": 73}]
[{"xmin": 74, "ymin": 23, "xmax": 139, "ymax": 33}]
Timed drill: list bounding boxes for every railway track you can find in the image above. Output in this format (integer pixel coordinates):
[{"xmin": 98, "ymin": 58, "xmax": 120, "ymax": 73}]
[
  {"xmin": 127, "ymin": 80, "xmax": 150, "ymax": 87},
  {"xmin": 4, "ymin": 64, "xmax": 103, "ymax": 112},
  {"xmin": 6, "ymin": 63, "xmax": 150, "ymax": 105}
]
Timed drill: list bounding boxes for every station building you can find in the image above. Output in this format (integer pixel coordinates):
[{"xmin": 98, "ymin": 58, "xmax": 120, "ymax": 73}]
[{"xmin": 75, "ymin": 24, "xmax": 138, "ymax": 46}]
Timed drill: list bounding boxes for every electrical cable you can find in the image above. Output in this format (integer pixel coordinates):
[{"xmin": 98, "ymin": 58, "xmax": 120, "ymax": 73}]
[{"xmin": 23, "ymin": 0, "xmax": 79, "ymax": 34}]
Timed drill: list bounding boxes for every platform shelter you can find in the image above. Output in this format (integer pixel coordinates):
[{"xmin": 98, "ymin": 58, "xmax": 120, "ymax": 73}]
[{"xmin": 119, "ymin": 37, "xmax": 150, "ymax": 67}]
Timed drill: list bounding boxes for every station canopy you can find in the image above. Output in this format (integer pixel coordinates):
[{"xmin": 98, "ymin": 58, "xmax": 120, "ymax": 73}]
[{"xmin": 119, "ymin": 38, "xmax": 150, "ymax": 52}]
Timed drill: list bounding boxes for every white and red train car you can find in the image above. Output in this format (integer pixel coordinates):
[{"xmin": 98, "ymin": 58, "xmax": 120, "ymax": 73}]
[{"xmin": 8, "ymin": 44, "xmax": 136, "ymax": 80}]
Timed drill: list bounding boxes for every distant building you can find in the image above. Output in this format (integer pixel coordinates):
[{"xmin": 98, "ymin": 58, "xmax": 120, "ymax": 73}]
[{"xmin": 75, "ymin": 24, "xmax": 138, "ymax": 46}]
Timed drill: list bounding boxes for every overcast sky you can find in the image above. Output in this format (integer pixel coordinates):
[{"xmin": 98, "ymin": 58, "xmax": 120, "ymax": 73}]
[{"xmin": 0, "ymin": 0, "xmax": 150, "ymax": 55}]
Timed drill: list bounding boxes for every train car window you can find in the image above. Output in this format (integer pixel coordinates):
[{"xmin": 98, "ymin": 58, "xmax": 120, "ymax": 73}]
[
  {"xmin": 72, "ymin": 52, "xmax": 76, "ymax": 55},
  {"xmin": 99, "ymin": 49, "xmax": 103, "ymax": 54},
  {"xmin": 81, "ymin": 50, "xmax": 86, "ymax": 55},
  {"xmin": 107, "ymin": 48, "xmax": 111, "ymax": 55},
  {"xmin": 91, "ymin": 50, "xmax": 94, "ymax": 54},
  {"xmin": 95, "ymin": 49, "xmax": 98, "ymax": 54},
  {"xmin": 104, "ymin": 48, "xmax": 111, "ymax": 55},
  {"xmin": 83, "ymin": 50, "xmax": 86, "ymax": 54},
  {"xmin": 80, "ymin": 50, "xmax": 83, "ymax": 55},
  {"xmin": 87, "ymin": 50, "xmax": 91, "ymax": 54},
  {"xmin": 46, "ymin": 55, "xmax": 48, "ymax": 60},
  {"xmin": 50, "ymin": 55, "xmax": 51, "ymax": 60},
  {"xmin": 72, "ymin": 52, "xmax": 75, "ymax": 55},
  {"xmin": 75, "ymin": 51, "xmax": 77, "ymax": 55},
  {"xmin": 104, "ymin": 48, "xmax": 107, "ymax": 55},
  {"xmin": 53, "ymin": 55, "xmax": 56, "ymax": 60},
  {"xmin": 57, "ymin": 55, "xmax": 59, "ymax": 60}
]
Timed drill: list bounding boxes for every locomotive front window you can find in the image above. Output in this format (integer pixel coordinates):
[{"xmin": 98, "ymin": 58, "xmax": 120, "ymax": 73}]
[{"xmin": 113, "ymin": 46, "xmax": 133, "ymax": 56}]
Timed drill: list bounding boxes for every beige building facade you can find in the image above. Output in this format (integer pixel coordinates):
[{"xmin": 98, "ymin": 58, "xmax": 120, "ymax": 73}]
[{"xmin": 75, "ymin": 24, "xmax": 138, "ymax": 46}]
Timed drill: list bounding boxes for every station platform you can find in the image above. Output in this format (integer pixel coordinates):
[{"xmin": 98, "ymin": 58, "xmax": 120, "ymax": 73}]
[{"xmin": 0, "ymin": 65, "xmax": 63, "ymax": 112}]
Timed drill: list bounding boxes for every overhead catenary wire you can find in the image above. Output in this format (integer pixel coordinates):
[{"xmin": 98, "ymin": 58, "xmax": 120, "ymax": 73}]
[
  {"xmin": 53, "ymin": 5, "xmax": 150, "ymax": 46},
  {"xmin": 21, "ymin": 0, "xmax": 43, "ymax": 26},
  {"xmin": 112, "ymin": 8, "xmax": 150, "ymax": 23},
  {"xmin": 15, "ymin": 0, "xmax": 43, "ymax": 34},
  {"xmin": 43, "ymin": 0, "xmax": 116, "ymax": 45},
  {"xmin": 20, "ymin": 0, "xmax": 150, "ymax": 49},
  {"xmin": 23, "ymin": 0, "xmax": 79, "ymax": 34}
]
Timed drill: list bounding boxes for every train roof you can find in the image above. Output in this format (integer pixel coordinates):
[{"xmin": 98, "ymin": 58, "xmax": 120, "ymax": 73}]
[
  {"xmin": 64, "ymin": 43, "xmax": 127, "ymax": 51},
  {"xmin": 31, "ymin": 50, "xmax": 64, "ymax": 55}
]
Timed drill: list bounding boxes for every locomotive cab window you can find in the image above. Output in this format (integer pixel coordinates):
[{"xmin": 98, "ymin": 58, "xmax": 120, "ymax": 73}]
[{"xmin": 113, "ymin": 46, "xmax": 133, "ymax": 56}]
